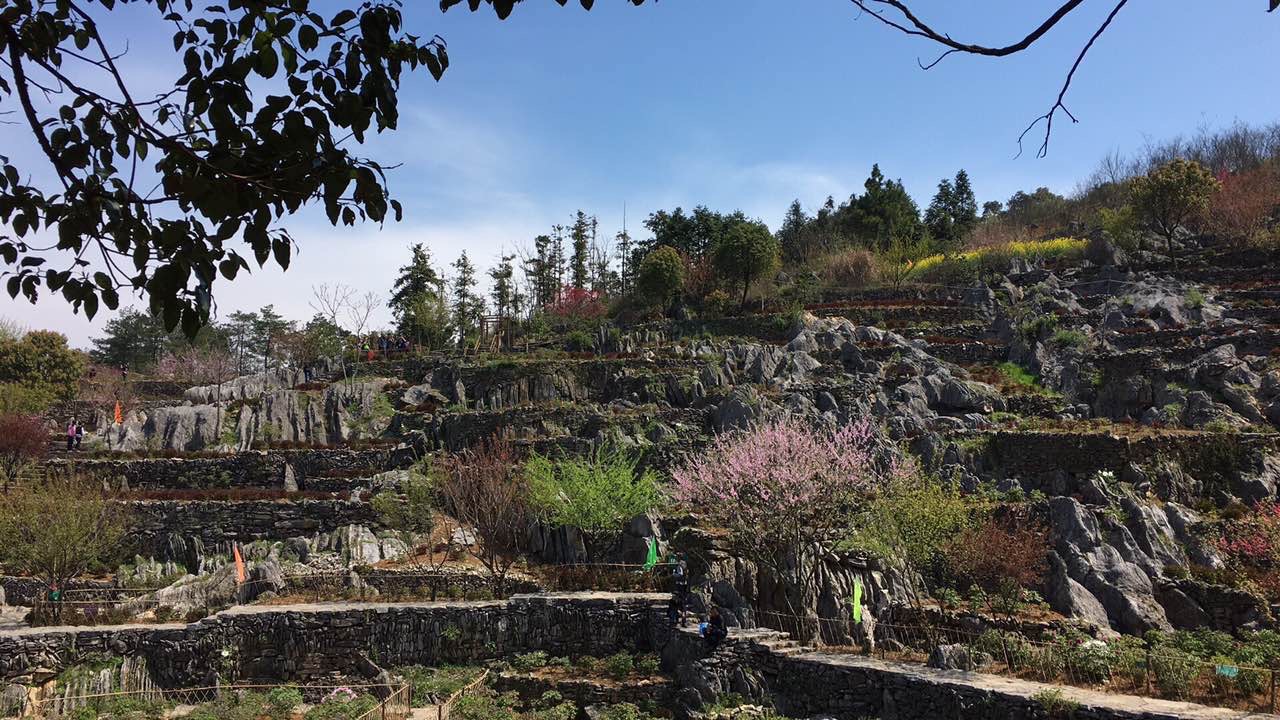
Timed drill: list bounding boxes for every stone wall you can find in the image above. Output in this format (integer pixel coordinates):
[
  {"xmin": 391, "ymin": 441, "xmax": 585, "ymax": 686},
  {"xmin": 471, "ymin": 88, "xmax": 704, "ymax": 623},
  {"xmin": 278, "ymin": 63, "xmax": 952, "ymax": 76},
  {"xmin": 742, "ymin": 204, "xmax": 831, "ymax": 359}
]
[
  {"xmin": 664, "ymin": 627, "xmax": 1262, "ymax": 720},
  {"xmin": 127, "ymin": 499, "xmax": 381, "ymax": 556},
  {"xmin": 54, "ymin": 448, "xmax": 411, "ymax": 491},
  {"xmin": 0, "ymin": 577, "xmax": 121, "ymax": 607},
  {"xmin": 0, "ymin": 593, "xmax": 669, "ymax": 686},
  {"xmin": 981, "ymin": 430, "xmax": 1280, "ymax": 500}
]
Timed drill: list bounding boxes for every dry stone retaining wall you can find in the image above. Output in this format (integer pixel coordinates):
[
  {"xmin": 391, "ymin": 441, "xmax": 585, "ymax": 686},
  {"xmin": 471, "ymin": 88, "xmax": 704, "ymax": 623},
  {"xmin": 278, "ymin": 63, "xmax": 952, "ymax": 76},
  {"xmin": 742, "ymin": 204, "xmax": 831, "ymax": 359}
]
[
  {"xmin": 664, "ymin": 626, "xmax": 1269, "ymax": 720},
  {"xmin": 54, "ymin": 448, "xmax": 410, "ymax": 490},
  {"xmin": 0, "ymin": 596, "xmax": 1262, "ymax": 719},
  {"xmin": 126, "ymin": 499, "xmax": 381, "ymax": 556},
  {"xmin": 0, "ymin": 593, "xmax": 668, "ymax": 687}
]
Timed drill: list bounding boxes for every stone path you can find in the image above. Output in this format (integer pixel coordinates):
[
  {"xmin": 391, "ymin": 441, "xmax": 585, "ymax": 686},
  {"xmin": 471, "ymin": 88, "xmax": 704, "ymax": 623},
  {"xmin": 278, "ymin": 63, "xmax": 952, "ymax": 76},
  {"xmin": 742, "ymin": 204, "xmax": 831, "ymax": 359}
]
[{"xmin": 802, "ymin": 651, "xmax": 1279, "ymax": 719}]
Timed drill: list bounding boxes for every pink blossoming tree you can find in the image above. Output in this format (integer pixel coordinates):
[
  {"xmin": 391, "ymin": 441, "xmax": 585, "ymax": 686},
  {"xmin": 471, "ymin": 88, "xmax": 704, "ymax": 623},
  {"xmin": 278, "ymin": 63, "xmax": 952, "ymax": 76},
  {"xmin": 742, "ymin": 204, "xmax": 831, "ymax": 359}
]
[{"xmin": 672, "ymin": 416, "xmax": 907, "ymax": 632}]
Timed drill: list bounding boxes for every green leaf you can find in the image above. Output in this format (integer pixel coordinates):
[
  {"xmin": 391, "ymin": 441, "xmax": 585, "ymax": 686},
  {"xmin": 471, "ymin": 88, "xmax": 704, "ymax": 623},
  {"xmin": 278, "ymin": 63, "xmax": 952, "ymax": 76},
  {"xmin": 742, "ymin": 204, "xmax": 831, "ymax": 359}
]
[
  {"xmin": 272, "ymin": 236, "xmax": 291, "ymax": 269},
  {"xmin": 255, "ymin": 47, "xmax": 279, "ymax": 78},
  {"xmin": 299, "ymin": 24, "xmax": 318, "ymax": 51}
]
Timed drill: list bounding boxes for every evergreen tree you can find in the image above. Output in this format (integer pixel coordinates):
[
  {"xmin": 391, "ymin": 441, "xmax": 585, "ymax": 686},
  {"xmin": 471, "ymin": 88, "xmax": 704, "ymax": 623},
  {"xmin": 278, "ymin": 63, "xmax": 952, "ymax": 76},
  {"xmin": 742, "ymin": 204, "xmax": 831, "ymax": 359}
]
[
  {"xmin": 252, "ymin": 305, "xmax": 294, "ymax": 373},
  {"xmin": 489, "ymin": 255, "xmax": 516, "ymax": 319},
  {"xmin": 714, "ymin": 220, "xmax": 781, "ymax": 307},
  {"xmin": 90, "ymin": 308, "xmax": 176, "ymax": 372},
  {"xmin": 615, "ymin": 228, "xmax": 633, "ymax": 296},
  {"xmin": 451, "ymin": 252, "xmax": 485, "ymax": 348},
  {"xmin": 223, "ymin": 310, "xmax": 260, "ymax": 375},
  {"xmin": 843, "ymin": 165, "xmax": 922, "ymax": 249},
  {"xmin": 549, "ymin": 225, "xmax": 566, "ymax": 298},
  {"xmin": 388, "ymin": 244, "xmax": 445, "ymax": 329},
  {"xmin": 777, "ymin": 199, "xmax": 811, "ymax": 263},
  {"xmin": 952, "ymin": 169, "xmax": 979, "ymax": 239},
  {"xmin": 925, "ymin": 170, "xmax": 979, "ymax": 248},
  {"xmin": 569, "ymin": 211, "xmax": 591, "ymax": 289},
  {"xmin": 524, "ymin": 234, "xmax": 557, "ymax": 309}
]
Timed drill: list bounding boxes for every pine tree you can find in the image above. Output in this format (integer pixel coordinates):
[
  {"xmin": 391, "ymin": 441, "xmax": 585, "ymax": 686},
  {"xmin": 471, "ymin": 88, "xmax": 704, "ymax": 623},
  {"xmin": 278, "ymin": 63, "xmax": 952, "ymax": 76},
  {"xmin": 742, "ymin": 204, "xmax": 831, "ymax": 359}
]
[
  {"xmin": 952, "ymin": 169, "xmax": 979, "ymax": 239},
  {"xmin": 550, "ymin": 225, "xmax": 566, "ymax": 299},
  {"xmin": 777, "ymin": 199, "xmax": 811, "ymax": 263},
  {"xmin": 489, "ymin": 255, "xmax": 516, "ymax": 319},
  {"xmin": 569, "ymin": 211, "xmax": 591, "ymax": 289},
  {"xmin": 389, "ymin": 244, "xmax": 444, "ymax": 324},
  {"xmin": 451, "ymin": 252, "xmax": 484, "ymax": 348},
  {"xmin": 615, "ymin": 228, "xmax": 633, "ymax": 295},
  {"xmin": 525, "ymin": 234, "xmax": 556, "ymax": 309},
  {"xmin": 925, "ymin": 170, "xmax": 979, "ymax": 249}
]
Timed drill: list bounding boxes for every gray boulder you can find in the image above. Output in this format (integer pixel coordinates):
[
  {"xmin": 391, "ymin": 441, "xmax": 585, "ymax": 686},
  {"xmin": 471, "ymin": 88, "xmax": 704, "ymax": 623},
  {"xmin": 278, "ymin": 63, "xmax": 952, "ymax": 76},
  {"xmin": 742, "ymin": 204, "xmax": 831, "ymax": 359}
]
[{"xmin": 1049, "ymin": 497, "xmax": 1171, "ymax": 634}]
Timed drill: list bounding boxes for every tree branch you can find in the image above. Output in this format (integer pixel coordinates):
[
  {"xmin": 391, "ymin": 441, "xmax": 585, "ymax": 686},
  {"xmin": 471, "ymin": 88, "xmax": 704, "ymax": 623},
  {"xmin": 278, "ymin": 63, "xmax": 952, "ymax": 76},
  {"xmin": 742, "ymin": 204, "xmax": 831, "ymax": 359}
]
[
  {"xmin": 849, "ymin": 0, "xmax": 1088, "ymax": 61},
  {"xmin": 1016, "ymin": 0, "xmax": 1130, "ymax": 159},
  {"xmin": 5, "ymin": 29, "xmax": 73, "ymax": 192}
]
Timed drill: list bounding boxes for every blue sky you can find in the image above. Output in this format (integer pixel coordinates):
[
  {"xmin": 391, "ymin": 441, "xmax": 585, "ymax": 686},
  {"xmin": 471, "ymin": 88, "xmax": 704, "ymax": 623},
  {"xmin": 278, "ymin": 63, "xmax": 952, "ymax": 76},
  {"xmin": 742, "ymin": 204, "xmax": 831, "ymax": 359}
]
[{"xmin": 6, "ymin": 0, "xmax": 1279, "ymax": 345}]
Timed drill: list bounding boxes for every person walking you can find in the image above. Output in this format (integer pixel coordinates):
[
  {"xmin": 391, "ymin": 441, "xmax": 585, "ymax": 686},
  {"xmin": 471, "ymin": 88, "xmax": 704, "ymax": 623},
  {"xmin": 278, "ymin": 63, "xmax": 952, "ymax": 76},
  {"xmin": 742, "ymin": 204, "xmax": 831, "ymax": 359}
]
[
  {"xmin": 74, "ymin": 421, "xmax": 85, "ymax": 450},
  {"xmin": 66, "ymin": 420, "xmax": 77, "ymax": 451}
]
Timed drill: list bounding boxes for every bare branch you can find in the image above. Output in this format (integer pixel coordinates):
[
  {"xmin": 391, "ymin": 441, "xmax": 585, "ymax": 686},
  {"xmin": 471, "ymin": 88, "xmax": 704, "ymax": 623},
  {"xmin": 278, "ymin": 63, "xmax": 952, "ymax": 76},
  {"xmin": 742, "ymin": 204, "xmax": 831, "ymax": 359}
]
[{"xmin": 1017, "ymin": 0, "xmax": 1131, "ymax": 159}]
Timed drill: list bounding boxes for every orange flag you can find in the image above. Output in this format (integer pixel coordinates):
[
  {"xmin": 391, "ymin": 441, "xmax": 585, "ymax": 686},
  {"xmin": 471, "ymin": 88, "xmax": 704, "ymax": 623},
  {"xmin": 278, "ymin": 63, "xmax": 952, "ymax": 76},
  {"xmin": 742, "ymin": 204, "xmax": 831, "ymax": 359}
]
[
  {"xmin": 233, "ymin": 545, "xmax": 246, "ymax": 585},
  {"xmin": 113, "ymin": 401, "xmax": 122, "ymax": 425}
]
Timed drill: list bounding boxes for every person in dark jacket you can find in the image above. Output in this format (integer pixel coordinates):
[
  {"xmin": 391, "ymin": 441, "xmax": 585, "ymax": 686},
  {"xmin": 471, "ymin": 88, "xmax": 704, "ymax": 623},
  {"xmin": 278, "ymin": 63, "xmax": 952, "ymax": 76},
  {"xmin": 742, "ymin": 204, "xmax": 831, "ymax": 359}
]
[{"xmin": 704, "ymin": 607, "xmax": 728, "ymax": 649}]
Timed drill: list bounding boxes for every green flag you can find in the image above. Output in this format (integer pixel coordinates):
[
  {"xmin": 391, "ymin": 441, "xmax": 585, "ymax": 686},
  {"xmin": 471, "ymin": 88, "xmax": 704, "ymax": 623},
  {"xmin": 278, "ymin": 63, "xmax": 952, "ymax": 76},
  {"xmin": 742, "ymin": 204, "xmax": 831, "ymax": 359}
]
[
  {"xmin": 851, "ymin": 579, "xmax": 863, "ymax": 624},
  {"xmin": 642, "ymin": 538, "xmax": 659, "ymax": 571}
]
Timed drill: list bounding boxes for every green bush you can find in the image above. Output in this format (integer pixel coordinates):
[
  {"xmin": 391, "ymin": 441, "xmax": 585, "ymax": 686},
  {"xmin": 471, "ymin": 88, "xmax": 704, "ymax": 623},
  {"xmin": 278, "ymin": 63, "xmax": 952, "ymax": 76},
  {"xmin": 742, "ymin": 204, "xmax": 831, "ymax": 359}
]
[
  {"xmin": 603, "ymin": 651, "xmax": 634, "ymax": 679},
  {"xmin": 996, "ymin": 362, "xmax": 1038, "ymax": 388},
  {"xmin": 1054, "ymin": 635, "xmax": 1112, "ymax": 685},
  {"xmin": 1098, "ymin": 205, "xmax": 1140, "ymax": 251},
  {"xmin": 564, "ymin": 330, "xmax": 594, "ymax": 353},
  {"xmin": 302, "ymin": 692, "xmax": 378, "ymax": 720},
  {"xmin": 634, "ymin": 654, "xmax": 660, "ymax": 676},
  {"xmin": 1032, "ymin": 688, "xmax": 1080, "ymax": 718},
  {"xmin": 1150, "ymin": 648, "xmax": 1202, "ymax": 698},
  {"xmin": 593, "ymin": 703, "xmax": 659, "ymax": 720},
  {"xmin": 1185, "ymin": 288, "xmax": 1206, "ymax": 309},
  {"xmin": 512, "ymin": 651, "xmax": 550, "ymax": 672},
  {"xmin": 525, "ymin": 446, "xmax": 661, "ymax": 563},
  {"xmin": 636, "ymin": 246, "xmax": 685, "ymax": 309},
  {"xmin": 397, "ymin": 665, "xmax": 484, "ymax": 707},
  {"xmin": 1050, "ymin": 329, "xmax": 1087, "ymax": 348}
]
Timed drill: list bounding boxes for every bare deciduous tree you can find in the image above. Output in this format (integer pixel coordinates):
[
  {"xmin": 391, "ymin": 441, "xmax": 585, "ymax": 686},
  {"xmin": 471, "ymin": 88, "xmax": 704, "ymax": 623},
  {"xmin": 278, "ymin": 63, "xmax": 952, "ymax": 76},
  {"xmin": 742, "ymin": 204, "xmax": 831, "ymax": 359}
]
[{"xmin": 436, "ymin": 436, "xmax": 531, "ymax": 597}]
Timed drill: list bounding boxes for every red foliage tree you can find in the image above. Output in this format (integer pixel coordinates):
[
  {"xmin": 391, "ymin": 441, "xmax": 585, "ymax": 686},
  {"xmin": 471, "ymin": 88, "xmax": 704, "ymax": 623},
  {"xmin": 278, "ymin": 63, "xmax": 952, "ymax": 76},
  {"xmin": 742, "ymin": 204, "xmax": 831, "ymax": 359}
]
[
  {"xmin": 944, "ymin": 514, "xmax": 1049, "ymax": 616},
  {"xmin": 1218, "ymin": 502, "xmax": 1280, "ymax": 600},
  {"xmin": 0, "ymin": 414, "xmax": 48, "ymax": 492},
  {"xmin": 1207, "ymin": 163, "xmax": 1280, "ymax": 242}
]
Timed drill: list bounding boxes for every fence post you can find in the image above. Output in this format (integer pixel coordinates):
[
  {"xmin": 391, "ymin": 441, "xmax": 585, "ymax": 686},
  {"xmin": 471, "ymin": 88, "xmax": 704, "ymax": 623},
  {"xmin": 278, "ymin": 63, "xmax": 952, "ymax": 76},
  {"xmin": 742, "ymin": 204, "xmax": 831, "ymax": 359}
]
[
  {"xmin": 1270, "ymin": 666, "xmax": 1276, "ymax": 713},
  {"xmin": 1152, "ymin": 638, "xmax": 1162, "ymax": 696}
]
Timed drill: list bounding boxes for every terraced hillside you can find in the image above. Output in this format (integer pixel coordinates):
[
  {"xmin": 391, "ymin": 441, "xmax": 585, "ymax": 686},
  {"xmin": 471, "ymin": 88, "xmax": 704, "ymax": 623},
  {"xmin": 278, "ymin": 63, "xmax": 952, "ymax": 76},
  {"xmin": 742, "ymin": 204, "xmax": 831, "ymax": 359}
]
[{"xmin": 4, "ymin": 236, "xmax": 1280, "ymax": 719}]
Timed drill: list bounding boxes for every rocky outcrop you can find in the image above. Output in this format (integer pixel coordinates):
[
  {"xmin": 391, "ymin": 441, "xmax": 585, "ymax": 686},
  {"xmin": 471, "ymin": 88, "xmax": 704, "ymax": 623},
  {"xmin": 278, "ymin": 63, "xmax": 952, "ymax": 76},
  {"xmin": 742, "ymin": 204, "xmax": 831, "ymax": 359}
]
[
  {"xmin": 1047, "ymin": 497, "xmax": 1171, "ymax": 634},
  {"xmin": 97, "ymin": 378, "xmax": 394, "ymax": 452}
]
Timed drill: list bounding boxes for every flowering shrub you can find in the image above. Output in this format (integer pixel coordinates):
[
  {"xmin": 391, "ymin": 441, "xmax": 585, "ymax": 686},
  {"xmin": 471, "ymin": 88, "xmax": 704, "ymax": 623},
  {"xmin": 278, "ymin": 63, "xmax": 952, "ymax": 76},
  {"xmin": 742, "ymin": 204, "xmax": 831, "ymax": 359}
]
[
  {"xmin": 672, "ymin": 417, "xmax": 904, "ymax": 579},
  {"xmin": 544, "ymin": 286, "xmax": 606, "ymax": 322},
  {"xmin": 1217, "ymin": 502, "xmax": 1280, "ymax": 599}
]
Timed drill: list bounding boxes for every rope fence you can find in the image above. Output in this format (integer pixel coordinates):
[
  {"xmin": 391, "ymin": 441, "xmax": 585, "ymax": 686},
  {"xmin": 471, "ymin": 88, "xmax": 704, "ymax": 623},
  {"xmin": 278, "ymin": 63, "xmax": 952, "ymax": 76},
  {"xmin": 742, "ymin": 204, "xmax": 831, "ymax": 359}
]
[{"xmin": 748, "ymin": 606, "xmax": 1279, "ymax": 713}]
